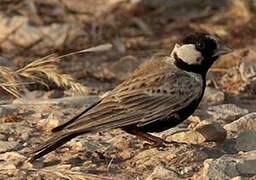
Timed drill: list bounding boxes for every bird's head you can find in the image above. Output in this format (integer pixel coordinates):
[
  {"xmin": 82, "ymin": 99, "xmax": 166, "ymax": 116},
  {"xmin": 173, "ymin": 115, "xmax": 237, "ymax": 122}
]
[{"xmin": 173, "ymin": 32, "xmax": 232, "ymax": 75}]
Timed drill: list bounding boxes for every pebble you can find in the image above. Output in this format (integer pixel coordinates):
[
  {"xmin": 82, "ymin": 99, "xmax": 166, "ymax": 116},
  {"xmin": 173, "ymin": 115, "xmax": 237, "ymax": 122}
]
[
  {"xmin": 165, "ymin": 130, "xmax": 205, "ymax": 144},
  {"xmin": 0, "ymin": 141, "xmax": 18, "ymax": 153},
  {"xmin": 146, "ymin": 165, "xmax": 180, "ymax": 180},
  {"xmin": 0, "ymin": 162, "xmax": 16, "ymax": 171},
  {"xmin": 235, "ymin": 131, "xmax": 256, "ymax": 152},
  {"xmin": 0, "ymin": 123, "xmax": 31, "ymax": 140},
  {"xmin": 0, "ymin": 106, "xmax": 19, "ymax": 118},
  {"xmin": 224, "ymin": 112, "xmax": 256, "ymax": 138},
  {"xmin": 203, "ymin": 87, "xmax": 225, "ymax": 105},
  {"xmin": 37, "ymin": 116, "xmax": 59, "ymax": 131},
  {"xmin": 195, "ymin": 121, "xmax": 227, "ymax": 142},
  {"xmin": 165, "ymin": 121, "xmax": 226, "ymax": 144}
]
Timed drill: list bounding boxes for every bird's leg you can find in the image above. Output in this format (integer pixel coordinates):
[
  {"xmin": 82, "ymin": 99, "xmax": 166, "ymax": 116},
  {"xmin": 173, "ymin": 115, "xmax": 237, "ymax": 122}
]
[{"xmin": 124, "ymin": 128, "xmax": 171, "ymax": 147}]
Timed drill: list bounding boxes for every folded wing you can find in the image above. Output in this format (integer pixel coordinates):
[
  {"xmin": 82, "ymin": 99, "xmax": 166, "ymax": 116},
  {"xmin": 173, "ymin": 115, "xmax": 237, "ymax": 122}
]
[{"xmin": 54, "ymin": 70, "xmax": 202, "ymax": 134}]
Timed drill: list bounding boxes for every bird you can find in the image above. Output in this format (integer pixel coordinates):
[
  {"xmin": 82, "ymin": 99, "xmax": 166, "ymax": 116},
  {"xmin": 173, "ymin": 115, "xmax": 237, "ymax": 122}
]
[{"xmin": 29, "ymin": 32, "xmax": 232, "ymax": 161}]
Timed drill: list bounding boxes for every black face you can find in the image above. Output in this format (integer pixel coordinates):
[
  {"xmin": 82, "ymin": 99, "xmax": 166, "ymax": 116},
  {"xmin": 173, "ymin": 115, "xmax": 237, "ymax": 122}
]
[
  {"xmin": 174, "ymin": 32, "xmax": 221, "ymax": 76},
  {"xmin": 182, "ymin": 32, "xmax": 218, "ymax": 61}
]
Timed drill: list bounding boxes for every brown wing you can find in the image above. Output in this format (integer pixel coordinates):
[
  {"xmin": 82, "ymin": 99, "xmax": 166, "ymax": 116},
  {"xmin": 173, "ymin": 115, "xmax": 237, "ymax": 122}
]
[{"xmin": 55, "ymin": 69, "xmax": 203, "ymax": 134}]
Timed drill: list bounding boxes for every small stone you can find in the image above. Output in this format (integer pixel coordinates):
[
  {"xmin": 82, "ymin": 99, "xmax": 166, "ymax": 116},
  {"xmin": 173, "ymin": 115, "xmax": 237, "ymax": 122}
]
[
  {"xmin": 69, "ymin": 137, "xmax": 104, "ymax": 152},
  {"xmin": 131, "ymin": 148, "xmax": 177, "ymax": 169},
  {"xmin": 111, "ymin": 135, "xmax": 132, "ymax": 149},
  {"xmin": 224, "ymin": 113, "xmax": 256, "ymax": 138},
  {"xmin": 0, "ymin": 141, "xmax": 18, "ymax": 153},
  {"xmin": 0, "ymin": 152, "xmax": 26, "ymax": 161},
  {"xmin": 0, "ymin": 152, "xmax": 28, "ymax": 172},
  {"xmin": 82, "ymin": 160, "xmax": 96, "ymax": 168},
  {"xmin": 0, "ymin": 106, "xmax": 19, "ymax": 118},
  {"xmin": 165, "ymin": 121, "xmax": 226, "ymax": 144},
  {"xmin": 207, "ymin": 104, "xmax": 248, "ymax": 123},
  {"xmin": 166, "ymin": 130, "xmax": 206, "ymax": 144},
  {"xmin": 37, "ymin": 117, "xmax": 59, "ymax": 131},
  {"xmin": 146, "ymin": 165, "xmax": 180, "ymax": 180},
  {"xmin": 182, "ymin": 166, "xmax": 193, "ymax": 175},
  {"xmin": 203, "ymin": 87, "xmax": 225, "ymax": 105},
  {"xmin": 231, "ymin": 176, "xmax": 249, "ymax": 180},
  {"xmin": 235, "ymin": 131, "xmax": 256, "ymax": 152},
  {"xmin": 70, "ymin": 166, "xmax": 81, "ymax": 171},
  {"xmin": 195, "ymin": 121, "xmax": 227, "ymax": 142},
  {"xmin": 70, "ymin": 140, "xmax": 85, "ymax": 152},
  {"xmin": 236, "ymin": 156, "xmax": 256, "ymax": 175},
  {"xmin": 0, "ymin": 162, "xmax": 16, "ymax": 171},
  {"xmin": 0, "ymin": 56, "xmax": 13, "ymax": 66},
  {"xmin": 119, "ymin": 149, "xmax": 133, "ymax": 160},
  {"xmin": 0, "ymin": 123, "xmax": 32, "ymax": 141},
  {"xmin": 188, "ymin": 116, "xmax": 201, "ymax": 128}
]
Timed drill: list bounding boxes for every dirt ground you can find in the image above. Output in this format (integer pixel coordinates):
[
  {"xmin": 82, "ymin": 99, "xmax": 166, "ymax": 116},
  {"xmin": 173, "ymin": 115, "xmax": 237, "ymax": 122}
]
[{"xmin": 1, "ymin": 0, "xmax": 256, "ymax": 179}]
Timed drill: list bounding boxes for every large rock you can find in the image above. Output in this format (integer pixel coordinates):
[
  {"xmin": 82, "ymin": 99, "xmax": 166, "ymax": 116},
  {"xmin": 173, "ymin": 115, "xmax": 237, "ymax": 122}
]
[
  {"xmin": 235, "ymin": 131, "xmax": 256, "ymax": 152},
  {"xmin": 195, "ymin": 151, "xmax": 256, "ymax": 179},
  {"xmin": 165, "ymin": 121, "xmax": 226, "ymax": 144},
  {"xmin": 224, "ymin": 113, "xmax": 256, "ymax": 137},
  {"xmin": 207, "ymin": 104, "xmax": 248, "ymax": 123},
  {"xmin": 197, "ymin": 158, "xmax": 238, "ymax": 179}
]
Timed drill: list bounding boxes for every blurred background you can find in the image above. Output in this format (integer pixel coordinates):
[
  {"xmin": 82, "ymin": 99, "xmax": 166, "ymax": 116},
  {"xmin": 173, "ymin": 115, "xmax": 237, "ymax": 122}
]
[
  {"xmin": 1, "ymin": 0, "xmax": 256, "ymax": 179},
  {"xmin": 1, "ymin": 0, "xmax": 256, "ymax": 100}
]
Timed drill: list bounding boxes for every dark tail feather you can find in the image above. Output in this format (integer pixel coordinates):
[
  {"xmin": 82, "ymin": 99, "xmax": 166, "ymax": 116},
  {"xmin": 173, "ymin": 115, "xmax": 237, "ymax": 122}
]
[
  {"xmin": 52, "ymin": 100, "xmax": 101, "ymax": 133},
  {"xmin": 29, "ymin": 132, "xmax": 82, "ymax": 162}
]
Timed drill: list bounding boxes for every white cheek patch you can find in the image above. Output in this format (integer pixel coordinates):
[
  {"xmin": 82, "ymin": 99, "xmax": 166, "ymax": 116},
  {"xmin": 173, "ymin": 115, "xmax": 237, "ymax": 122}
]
[{"xmin": 176, "ymin": 44, "xmax": 203, "ymax": 65}]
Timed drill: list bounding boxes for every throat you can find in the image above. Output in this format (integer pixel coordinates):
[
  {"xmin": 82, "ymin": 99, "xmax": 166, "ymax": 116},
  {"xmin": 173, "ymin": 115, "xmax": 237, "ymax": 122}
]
[{"xmin": 174, "ymin": 53, "xmax": 207, "ymax": 75}]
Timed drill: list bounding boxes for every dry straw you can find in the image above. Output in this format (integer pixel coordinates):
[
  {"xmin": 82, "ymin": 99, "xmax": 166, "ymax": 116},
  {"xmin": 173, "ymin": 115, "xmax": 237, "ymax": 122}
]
[{"xmin": 0, "ymin": 43, "xmax": 112, "ymax": 97}]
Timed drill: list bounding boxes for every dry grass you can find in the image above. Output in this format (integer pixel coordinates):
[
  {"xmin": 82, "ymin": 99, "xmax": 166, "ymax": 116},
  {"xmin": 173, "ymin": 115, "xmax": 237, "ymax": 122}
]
[
  {"xmin": 0, "ymin": 43, "xmax": 112, "ymax": 98},
  {"xmin": 0, "ymin": 66, "xmax": 21, "ymax": 97}
]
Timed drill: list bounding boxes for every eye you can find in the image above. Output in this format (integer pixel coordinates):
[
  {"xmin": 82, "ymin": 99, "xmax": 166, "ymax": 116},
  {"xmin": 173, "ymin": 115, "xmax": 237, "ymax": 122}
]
[{"xmin": 196, "ymin": 41, "xmax": 205, "ymax": 50}]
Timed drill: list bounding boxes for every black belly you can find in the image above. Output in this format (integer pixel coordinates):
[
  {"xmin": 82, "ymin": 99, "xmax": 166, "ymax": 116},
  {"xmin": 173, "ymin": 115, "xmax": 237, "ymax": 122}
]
[{"xmin": 135, "ymin": 96, "xmax": 202, "ymax": 133}]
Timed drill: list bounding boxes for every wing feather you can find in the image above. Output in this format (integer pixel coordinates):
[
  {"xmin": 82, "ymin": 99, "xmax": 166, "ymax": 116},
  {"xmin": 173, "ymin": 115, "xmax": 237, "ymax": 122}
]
[{"xmin": 55, "ymin": 70, "xmax": 202, "ymax": 134}]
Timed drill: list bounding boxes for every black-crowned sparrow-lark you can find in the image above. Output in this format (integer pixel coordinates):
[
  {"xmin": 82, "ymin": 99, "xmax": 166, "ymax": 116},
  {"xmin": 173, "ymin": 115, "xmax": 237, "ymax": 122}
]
[{"xmin": 29, "ymin": 32, "xmax": 232, "ymax": 161}]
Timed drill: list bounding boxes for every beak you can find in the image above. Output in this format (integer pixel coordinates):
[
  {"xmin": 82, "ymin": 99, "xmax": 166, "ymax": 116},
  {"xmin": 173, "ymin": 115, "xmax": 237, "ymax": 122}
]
[{"xmin": 213, "ymin": 43, "xmax": 233, "ymax": 57}]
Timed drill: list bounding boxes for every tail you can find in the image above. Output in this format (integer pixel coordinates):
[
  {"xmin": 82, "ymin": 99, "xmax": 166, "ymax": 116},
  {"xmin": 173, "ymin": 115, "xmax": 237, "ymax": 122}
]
[
  {"xmin": 29, "ymin": 100, "xmax": 102, "ymax": 162},
  {"xmin": 52, "ymin": 100, "xmax": 101, "ymax": 133},
  {"xmin": 29, "ymin": 131, "xmax": 82, "ymax": 162}
]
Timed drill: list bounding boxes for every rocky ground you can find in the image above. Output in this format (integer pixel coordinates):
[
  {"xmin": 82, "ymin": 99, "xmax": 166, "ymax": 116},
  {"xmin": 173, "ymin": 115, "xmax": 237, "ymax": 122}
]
[{"xmin": 1, "ymin": 0, "xmax": 256, "ymax": 179}]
